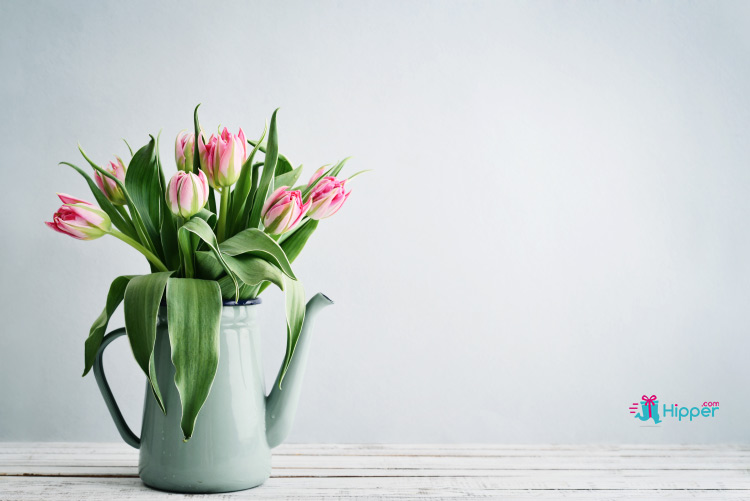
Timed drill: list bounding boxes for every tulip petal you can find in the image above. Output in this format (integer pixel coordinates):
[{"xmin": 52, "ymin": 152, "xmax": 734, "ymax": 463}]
[{"xmin": 57, "ymin": 193, "xmax": 90, "ymax": 205}]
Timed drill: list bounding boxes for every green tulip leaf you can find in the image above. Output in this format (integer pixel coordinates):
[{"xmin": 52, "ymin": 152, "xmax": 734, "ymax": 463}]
[
  {"xmin": 279, "ymin": 275, "xmax": 305, "ymax": 388},
  {"xmin": 82, "ymin": 275, "xmax": 135, "ymax": 376},
  {"xmin": 195, "ymin": 251, "xmax": 225, "ymax": 280},
  {"xmin": 247, "ymin": 139, "xmax": 292, "ymax": 175},
  {"xmin": 230, "ymin": 125, "xmax": 267, "ymax": 236},
  {"xmin": 219, "ymin": 228, "xmax": 296, "ymax": 280},
  {"xmin": 123, "ymin": 272, "xmax": 172, "ymax": 413},
  {"xmin": 193, "ymin": 208, "xmax": 217, "ymax": 229},
  {"xmin": 274, "ymin": 164, "xmax": 303, "ymax": 191},
  {"xmin": 346, "ymin": 169, "xmax": 372, "ymax": 181},
  {"xmin": 125, "ymin": 138, "xmax": 165, "ymax": 261},
  {"xmin": 217, "ymin": 275, "xmax": 255, "ymax": 300},
  {"xmin": 178, "ymin": 218, "xmax": 239, "ymax": 299},
  {"xmin": 274, "ymin": 154, "xmax": 293, "ymax": 178},
  {"xmin": 248, "ymin": 109, "xmax": 280, "ymax": 229},
  {"xmin": 154, "ymin": 133, "xmax": 180, "ymax": 270},
  {"xmin": 223, "ymin": 254, "xmax": 285, "ymax": 290},
  {"xmin": 259, "ymin": 219, "xmax": 318, "ymax": 295},
  {"xmin": 192, "ymin": 104, "xmax": 202, "ymax": 174},
  {"xmin": 278, "ymin": 218, "xmax": 318, "ymax": 262},
  {"xmin": 166, "ymin": 277, "xmax": 222, "ymax": 440},
  {"xmin": 122, "ymin": 138, "xmax": 134, "ymax": 157}
]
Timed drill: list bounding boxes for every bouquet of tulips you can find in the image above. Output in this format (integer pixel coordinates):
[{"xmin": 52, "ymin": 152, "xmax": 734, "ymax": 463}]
[{"xmin": 46, "ymin": 106, "xmax": 363, "ymax": 439}]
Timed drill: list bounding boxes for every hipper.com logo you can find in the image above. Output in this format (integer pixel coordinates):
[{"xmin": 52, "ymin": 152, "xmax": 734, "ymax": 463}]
[{"xmin": 629, "ymin": 395, "xmax": 720, "ymax": 425}]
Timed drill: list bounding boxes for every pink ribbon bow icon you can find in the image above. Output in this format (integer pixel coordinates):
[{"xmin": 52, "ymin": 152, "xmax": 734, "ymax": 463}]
[{"xmin": 641, "ymin": 395, "xmax": 657, "ymax": 417}]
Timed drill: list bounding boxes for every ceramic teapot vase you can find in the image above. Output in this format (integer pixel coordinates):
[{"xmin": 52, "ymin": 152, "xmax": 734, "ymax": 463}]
[{"xmin": 93, "ymin": 293, "xmax": 333, "ymax": 493}]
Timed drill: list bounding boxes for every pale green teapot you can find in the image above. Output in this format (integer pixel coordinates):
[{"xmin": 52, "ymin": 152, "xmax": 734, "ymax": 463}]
[{"xmin": 93, "ymin": 293, "xmax": 333, "ymax": 493}]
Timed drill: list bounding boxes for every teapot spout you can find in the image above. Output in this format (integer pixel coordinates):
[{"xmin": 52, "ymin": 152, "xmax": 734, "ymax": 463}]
[{"xmin": 265, "ymin": 292, "xmax": 333, "ymax": 448}]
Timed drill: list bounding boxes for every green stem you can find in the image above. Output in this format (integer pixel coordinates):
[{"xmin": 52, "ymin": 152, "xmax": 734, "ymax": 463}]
[
  {"xmin": 113, "ymin": 205, "xmax": 136, "ymax": 236},
  {"xmin": 114, "ymin": 205, "xmax": 130, "ymax": 221},
  {"xmin": 110, "ymin": 229, "xmax": 169, "ymax": 272},
  {"xmin": 217, "ymin": 188, "xmax": 230, "ymax": 243}
]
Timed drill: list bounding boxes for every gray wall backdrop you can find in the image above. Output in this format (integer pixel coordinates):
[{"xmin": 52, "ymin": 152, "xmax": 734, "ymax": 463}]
[{"xmin": 1, "ymin": 0, "xmax": 749, "ymax": 443}]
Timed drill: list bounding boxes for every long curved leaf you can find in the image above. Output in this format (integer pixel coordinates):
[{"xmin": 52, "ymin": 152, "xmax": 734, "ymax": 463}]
[
  {"xmin": 123, "ymin": 272, "xmax": 172, "ymax": 413},
  {"xmin": 219, "ymin": 228, "xmax": 296, "ymax": 280},
  {"xmin": 195, "ymin": 251, "xmax": 224, "ymax": 280},
  {"xmin": 247, "ymin": 139, "xmax": 292, "ymax": 174},
  {"xmin": 193, "ymin": 208, "xmax": 217, "ymax": 229},
  {"xmin": 125, "ymin": 138, "xmax": 164, "ymax": 260},
  {"xmin": 197, "ymin": 251, "xmax": 285, "ymax": 299},
  {"xmin": 229, "ymin": 125, "xmax": 267, "ymax": 235},
  {"xmin": 155, "ymin": 133, "xmax": 180, "ymax": 270},
  {"xmin": 178, "ymin": 218, "xmax": 238, "ymax": 299},
  {"xmin": 236, "ymin": 162, "xmax": 263, "ymax": 233},
  {"xmin": 274, "ymin": 155, "xmax": 293, "ymax": 177},
  {"xmin": 166, "ymin": 278, "xmax": 222, "ymax": 440},
  {"xmin": 279, "ymin": 275, "xmax": 305, "ymax": 388},
  {"xmin": 259, "ymin": 219, "xmax": 318, "ymax": 295},
  {"xmin": 82, "ymin": 275, "xmax": 134, "ymax": 376},
  {"xmin": 218, "ymin": 275, "xmax": 254, "ymax": 300},
  {"xmin": 273, "ymin": 164, "xmax": 303, "ymax": 191},
  {"xmin": 223, "ymin": 254, "xmax": 285, "ymax": 289},
  {"xmin": 248, "ymin": 109, "xmax": 280, "ymax": 229},
  {"xmin": 278, "ymin": 219, "xmax": 318, "ymax": 261},
  {"xmin": 192, "ymin": 104, "xmax": 202, "ymax": 174}
]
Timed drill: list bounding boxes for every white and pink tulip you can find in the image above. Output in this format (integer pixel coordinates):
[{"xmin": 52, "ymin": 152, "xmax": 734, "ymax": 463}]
[
  {"xmin": 94, "ymin": 157, "xmax": 127, "ymax": 205},
  {"xmin": 261, "ymin": 186, "xmax": 311, "ymax": 235},
  {"xmin": 198, "ymin": 127, "xmax": 247, "ymax": 189},
  {"xmin": 166, "ymin": 170, "xmax": 209, "ymax": 218},
  {"xmin": 45, "ymin": 194, "xmax": 112, "ymax": 240},
  {"xmin": 306, "ymin": 175, "xmax": 351, "ymax": 220},
  {"xmin": 175, "ymin": 131, "xmax": 195, "ymax": 172}
]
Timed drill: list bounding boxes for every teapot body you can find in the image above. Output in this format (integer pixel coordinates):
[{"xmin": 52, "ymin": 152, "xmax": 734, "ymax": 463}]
[{"xmin": 139, "ymin": 302, "xmax": 270, "ymax": 493}]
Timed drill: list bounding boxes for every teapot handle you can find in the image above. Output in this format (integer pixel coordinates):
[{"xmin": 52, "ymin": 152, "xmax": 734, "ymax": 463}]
[{"xmin": 93, "ymin": 328, "xmax": 141, "ymax": 449}]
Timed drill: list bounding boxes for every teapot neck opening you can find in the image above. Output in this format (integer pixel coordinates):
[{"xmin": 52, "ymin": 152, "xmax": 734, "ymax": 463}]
[
  {"xmin": 158, "ymin": 297, "xmax": 262, "ymax": 308},
  {"xmin": 222, "ymin": 298, "xmax": 262, "ymax": 306}
]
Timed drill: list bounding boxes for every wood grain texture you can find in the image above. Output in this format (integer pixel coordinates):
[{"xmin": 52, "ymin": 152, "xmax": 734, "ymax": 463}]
[{"xmin": 1, "ymin": 443, "xmax": 748, "ymax": 499}]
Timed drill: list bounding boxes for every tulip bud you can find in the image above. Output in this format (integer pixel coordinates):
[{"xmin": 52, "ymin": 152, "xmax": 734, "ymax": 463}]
[
  {"xmin": 166, "ymin": 170, "xmax": 209, "ymax": 218},
  {"xmin": 307, "ymin": 176, "xmax": 351, "ymax": 220},
  {"xmin": 175, "ymin": 131, "xmax": 195, "ymax": 172},
  {"xmin": 307, "ymin": 167, "xmax": 326, "ymax": 186},
  {"xmin": 94, "ymin": 157, "xmax": 127, "ymax": 205},
  {"xmin": 198, "ymin": 127, "xmax": 247, "ymax": 189},
  {"xmin": 261, "ymin": 186, "xmax": 311, "ymax": 235},
  {"xmin": 45, "ymin": 193, "xmax": 112, "ymax": 240}
]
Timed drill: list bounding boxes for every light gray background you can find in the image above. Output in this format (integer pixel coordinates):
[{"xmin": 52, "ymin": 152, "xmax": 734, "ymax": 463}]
[{"xmin": 1, "ymin": 0, "xmax": 749, "ymax": 443}]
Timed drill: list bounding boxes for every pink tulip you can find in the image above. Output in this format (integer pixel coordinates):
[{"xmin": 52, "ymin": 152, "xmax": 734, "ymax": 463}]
[
  {"xmin": 306, "ymin": 176, "xmax": 351, "ymax": 220},
  {"xmin": 94, "ymin": 157, "xmax": 127, "ymax": 205},
  {"xmin": 45, "ymin": 194, "xmax": 111, "ymax": 240},
  {"xmin": 261, "ymin": 186, "xmax": 311, "ymax": 235},
  {"xmin": 175, "ymin": 131, "xmax": 195, "ymax": 172},
  {"xmin": 166, "ymin": 170, "xmax": 209, "ymax": 218},
  {"xmin": 198, "ymin": 127, "xmax": 247, "ymax": 188}
]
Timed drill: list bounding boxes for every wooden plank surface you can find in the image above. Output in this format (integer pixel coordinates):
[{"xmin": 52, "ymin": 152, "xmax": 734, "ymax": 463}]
[{"xmin": 1, "ymin": 443, "xmax": 748, "ymax": 499}]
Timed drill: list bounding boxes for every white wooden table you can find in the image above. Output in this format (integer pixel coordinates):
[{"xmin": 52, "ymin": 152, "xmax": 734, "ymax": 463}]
[{"xmin": 0, "ymin": 443, "xmax": 748, "ymax": 499}]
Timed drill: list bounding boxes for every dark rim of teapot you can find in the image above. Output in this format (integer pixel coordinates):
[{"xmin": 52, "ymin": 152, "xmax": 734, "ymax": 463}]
[{"xmin": 159, "ymin": 297, "xmax": 262, "ymax": 307}]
